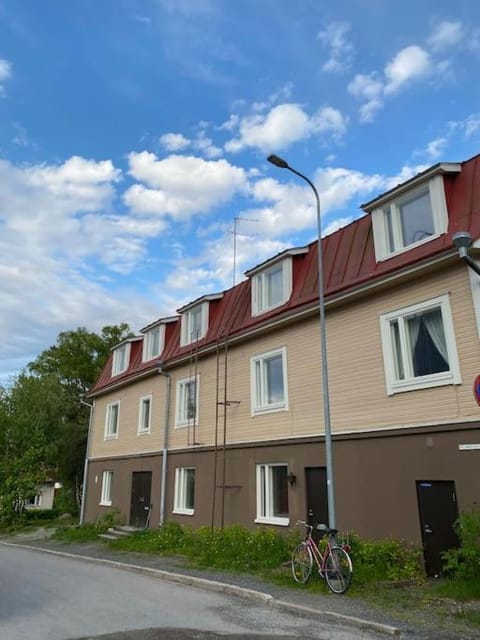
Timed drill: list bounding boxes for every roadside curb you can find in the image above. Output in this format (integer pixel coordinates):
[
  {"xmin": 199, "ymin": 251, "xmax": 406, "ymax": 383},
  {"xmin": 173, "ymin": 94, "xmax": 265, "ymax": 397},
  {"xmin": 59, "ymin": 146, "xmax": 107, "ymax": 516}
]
[{"xmin": 1, "ymin": 541, "xmax": 400, "ymax": 637}]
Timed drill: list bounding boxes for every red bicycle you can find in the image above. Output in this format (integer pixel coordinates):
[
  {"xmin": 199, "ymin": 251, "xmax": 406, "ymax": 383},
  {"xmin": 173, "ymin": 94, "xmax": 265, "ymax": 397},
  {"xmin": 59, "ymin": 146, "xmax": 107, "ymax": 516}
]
[{"xmin": 291, "ymin": 520, "xmax": 352, "ymax": 594}]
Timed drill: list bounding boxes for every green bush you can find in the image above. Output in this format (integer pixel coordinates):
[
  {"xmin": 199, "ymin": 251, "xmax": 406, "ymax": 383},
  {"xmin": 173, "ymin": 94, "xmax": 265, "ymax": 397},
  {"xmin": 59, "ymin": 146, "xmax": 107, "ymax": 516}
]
[
  {"xmin": 347, "ymin": 532, "xmax": 424, "ymax": 584},
  {"xmin": 24, "ymin": 509, "xmax": 59, "ymax": 522},
  {"xmin": 442, "ymin": 511, "xmax": 480, "ymax": 580},
  {"xmin": 53, "ymin": 508, "xmax": 122, "ymax": 542},
  {"xmin": 112, "ymin": 523, "xmax": 294, "ymax": 572}
]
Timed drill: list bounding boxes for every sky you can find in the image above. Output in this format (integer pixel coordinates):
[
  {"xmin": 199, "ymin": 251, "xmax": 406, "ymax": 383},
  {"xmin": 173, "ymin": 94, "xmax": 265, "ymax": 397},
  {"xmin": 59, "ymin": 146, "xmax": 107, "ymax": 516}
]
[{"xmin": 1, "ymin": 0, "xmax": 480, "ymax": 386}]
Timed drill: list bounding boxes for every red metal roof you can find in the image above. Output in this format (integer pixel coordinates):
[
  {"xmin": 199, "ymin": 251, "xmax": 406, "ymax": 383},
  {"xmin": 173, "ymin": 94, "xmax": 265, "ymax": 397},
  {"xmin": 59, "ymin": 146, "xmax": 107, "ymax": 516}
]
[{"xmin": 90, "ymin": 153, "xmax": 480, "ymax": 395}]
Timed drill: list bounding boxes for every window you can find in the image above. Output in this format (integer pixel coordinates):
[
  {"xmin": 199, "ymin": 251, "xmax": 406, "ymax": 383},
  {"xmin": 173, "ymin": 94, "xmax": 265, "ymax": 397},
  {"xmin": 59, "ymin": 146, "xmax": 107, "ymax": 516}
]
[
  {"xmin": 27, "ymin": 494, "xmax": 42, "ymax": 507},
  {"xmin": 372, "ymin": 176, "xmax": 449, "ymax": 261},
  {"xmin": 251, "ymin": 347, "xmax": 288, "ymax": 414},
  {"xmin": 173, "ymin": 467, "xmax": 195, "ymax": 515},
  {"xmin": 112, "ymin": 343, "xmax": 130, "ymax": 376},
  {"xmin": 105, "ymin": 401, "xmax": 120, "ymax": 439},
  {"xmin": 252, "ymin": 258, "xmax": 292, "ymax": 316},
  {"xmin": 175, "ymin": 376, "xmax": 199, "ymax": 426},
  {"xmin": 255, "ymin": 463, "xmax": 289, "ymax": 526},
  {"xmin": 138, "ymin": 395, "xmax": 152, "ymax": 435},
  {"xmin": 100, "ymin": 471, "xmax": 113, "ymax": 506},
  {"xmin": 180, "ymin": 303, "xmax": 208, "ymax": 346},
  {"xmin": 380, "ymin": 294, "xmax": 461, "ymax": 395},
  {"xmin": 143, "ymin": 326, "xmax": 163, "ymax": 361}
]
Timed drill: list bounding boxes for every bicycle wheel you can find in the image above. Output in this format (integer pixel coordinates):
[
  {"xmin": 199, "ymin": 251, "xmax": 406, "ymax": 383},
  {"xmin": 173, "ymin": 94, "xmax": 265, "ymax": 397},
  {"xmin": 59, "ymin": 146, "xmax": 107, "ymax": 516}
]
[
  {"xmin": 324, "ymin": 546, "xmax": 352, "ymax": 594},
  {"xmin": 291, "ymin": 542, "xmax": 313, "ymax": 583}
]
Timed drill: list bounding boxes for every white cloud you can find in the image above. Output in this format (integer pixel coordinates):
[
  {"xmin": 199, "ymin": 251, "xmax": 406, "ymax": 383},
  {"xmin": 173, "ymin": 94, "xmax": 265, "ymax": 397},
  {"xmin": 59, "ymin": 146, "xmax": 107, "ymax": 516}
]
[
  {"xmin": 323, "ymin": 217, "xmax": 353, "ymax": 236},
  {"xmin": 448, "ymin": 113, "xmax": 480, "ymax": 138},
  {"xmin": 347, "ymin": 73, "xmax": 384, "ymax": 123},
  {"xmin": 318, "ymin": 22, "xmax": 354, "ymax": 73},
  {"xmin": 0, "ymin": 58, "xmax": 12, "ymax": 96},
  {"xmin": 159, "ymin": 132, "xmax": 191, "ymax": 151},
  {"xmin": 428, "ymin": 21, "xmax": 463, "ymax": 51},
  {"xmin": 384, "ymin": 45, "xmax": 431, "ymax": 94},
  {"xmin": 124, "ymin": 151, "xmax": 247, "ymax": 218},
  {"xmin": 425, "ymin": 137, "xmax": 448, "ymax": 159},
  {"xmin": 193, "ymin": 131, "xmax": 222, "ymax": 158},
  {"xmin": 225, "ymin": 103, "xmax": 347, "ymax": 153}
]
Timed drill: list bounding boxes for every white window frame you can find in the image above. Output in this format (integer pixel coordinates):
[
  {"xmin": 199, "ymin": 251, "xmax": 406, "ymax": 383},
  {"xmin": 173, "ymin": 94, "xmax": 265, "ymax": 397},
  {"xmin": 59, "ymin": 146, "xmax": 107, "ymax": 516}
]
[
  {"xmin": 175, "ymin": 375, "xmax": 199, "ymax": 427},
  {"xmin": 112, "ymin": 343, "xmax": 130, "ymax": 376},
  {"xmin": 104, "ymin": 401, "xmax": 120, "ymax": 439},
  {"xmin": 252, "ymin": 257, "xmax": 292, "ymax": 317},
  {"xmin": 255, "ymin": 463, "xmax": 289, "ymax": 526},
  {"xmin": 180, "ymin": 303, "xmax": 208, "ymax": 346},
  {"xmin": 372, "ymin": 176, "xmax": 448, "ymax": 261},
  {"xmin": 100, "ymin": 471, "xmax": 113, "ymax": 506},
  {"xmin": 138, "ymin": 394, "xmax": 152, "ymax": 435},
  {"xmin": 251, "ymin": 347, "xmax": 288, "ymax": 415},
  {"xmin": 173, "ymin": 467, "xmax": 195, "ymax": 515},
  {"xmin": 380, "ymin": 294, "xmax": 461, "ymax": 396},
  {"xmin": 142, "ymin": 325, "xmax": 164, "ymax": 362}
]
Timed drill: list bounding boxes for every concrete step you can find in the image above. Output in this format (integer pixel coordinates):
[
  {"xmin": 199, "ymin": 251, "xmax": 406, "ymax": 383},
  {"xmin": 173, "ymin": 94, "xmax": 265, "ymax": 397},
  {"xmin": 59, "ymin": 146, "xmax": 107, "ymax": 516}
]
[{"xmin": 98, "ymin": 533, "xmax": 119, "ymax": 541}]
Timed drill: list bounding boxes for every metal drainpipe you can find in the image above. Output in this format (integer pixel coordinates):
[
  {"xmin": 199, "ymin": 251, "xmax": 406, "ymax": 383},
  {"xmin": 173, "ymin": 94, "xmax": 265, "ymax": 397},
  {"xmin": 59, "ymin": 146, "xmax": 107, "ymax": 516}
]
[
  {"xmin": 158, "ymin": 365, "xmax": 171, "ymax": 526},
  {"xmin": 79, "ymin": 397, "xmax": 94, "ymax": 525},
  {"xmin": 459, "ymin": 252, "xmax": 480, "ymax": 276}
]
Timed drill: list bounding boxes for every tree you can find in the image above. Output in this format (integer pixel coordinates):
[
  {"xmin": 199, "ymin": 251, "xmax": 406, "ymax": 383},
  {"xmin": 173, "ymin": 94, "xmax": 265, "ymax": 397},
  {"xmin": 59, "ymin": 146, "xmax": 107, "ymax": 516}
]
[{"xmin": 0, "ymin": 324, "xmax": 132, "ymax": 522}]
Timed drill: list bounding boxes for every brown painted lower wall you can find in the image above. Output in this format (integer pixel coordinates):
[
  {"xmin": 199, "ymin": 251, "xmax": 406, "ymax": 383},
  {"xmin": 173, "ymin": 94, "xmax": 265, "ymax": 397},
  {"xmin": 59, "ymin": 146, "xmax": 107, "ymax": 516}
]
[{"xmin": 84, "ymin": 422, "xmax": 480, "ymax": 546}]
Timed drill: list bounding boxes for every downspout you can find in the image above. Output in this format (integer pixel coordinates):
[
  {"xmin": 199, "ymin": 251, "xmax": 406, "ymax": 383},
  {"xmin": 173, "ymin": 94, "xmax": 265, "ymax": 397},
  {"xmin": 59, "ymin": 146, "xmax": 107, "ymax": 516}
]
[
  {"xmin": 158, "ymin": 365, "xmax": 171, "ymax": 526},
  {"xmin": 452, "ymin": 231, "xmax": 480, "ymax": 276},
  {"xmin": 79, "ymin": 397, "xmax": 94, "ymax": 525}
]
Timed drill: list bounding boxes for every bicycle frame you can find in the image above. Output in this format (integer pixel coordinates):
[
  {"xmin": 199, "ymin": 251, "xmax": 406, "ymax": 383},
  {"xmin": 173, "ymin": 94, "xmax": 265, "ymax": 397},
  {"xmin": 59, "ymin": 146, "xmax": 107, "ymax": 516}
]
[
  {"xmin": 291, "ymin": 520, "xmax": 353, "ymax": 593},
  {"xmin": 303, "ymin": 526, "xmax": 335, "ymax": 576}
]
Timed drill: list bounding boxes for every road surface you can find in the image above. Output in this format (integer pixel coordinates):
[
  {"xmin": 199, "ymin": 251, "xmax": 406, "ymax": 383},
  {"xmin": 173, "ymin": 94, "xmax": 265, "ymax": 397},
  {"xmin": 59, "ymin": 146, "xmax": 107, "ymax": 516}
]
[{"xmin": 0, "ymin": 545, "xmax": 381, "ymax": 640}]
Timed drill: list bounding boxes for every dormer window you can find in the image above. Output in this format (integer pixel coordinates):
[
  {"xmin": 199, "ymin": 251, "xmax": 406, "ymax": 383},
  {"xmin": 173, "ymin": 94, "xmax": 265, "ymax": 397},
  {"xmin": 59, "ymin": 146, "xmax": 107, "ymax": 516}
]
[
  {"xmin": 367, "ymin": 164, "xmax": 461, "ymax": 262},
  {"xmin": 142, "ymin": 325, "xmax": 164, "ymax": 362},
  {"xmin": 178, "ymin": 294, "xmax": 222, "ymax": 347},
  {"xmin": 112, "ymin": 343, "xmax": 130, "ymax": 376},
  {"xmin": 180, "ymin": 303, "xmax": 207, "ymax": 346},
  {"xmin": 252, "ymin": 257, "xmax": 292, "ymax": 316}
]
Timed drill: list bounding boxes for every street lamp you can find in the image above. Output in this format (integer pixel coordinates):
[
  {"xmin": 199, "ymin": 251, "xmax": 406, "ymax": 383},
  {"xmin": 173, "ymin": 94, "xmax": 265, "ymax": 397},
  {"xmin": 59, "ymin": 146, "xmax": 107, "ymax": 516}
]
[{"xmin": 267, "ymin": 153, "xmax": 336, "ymax": 529}]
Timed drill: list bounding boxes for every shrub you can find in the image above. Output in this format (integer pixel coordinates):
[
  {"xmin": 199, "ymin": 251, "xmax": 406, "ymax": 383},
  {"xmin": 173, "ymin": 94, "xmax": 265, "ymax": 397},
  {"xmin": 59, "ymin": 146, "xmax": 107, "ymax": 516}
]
[
  {"xmin": 442, "ymin": 510, "xmax": 480, "ymax": 580},
  {"xmin": 347, "ymin": 532, "xmax": 424, "ymax": 584}
]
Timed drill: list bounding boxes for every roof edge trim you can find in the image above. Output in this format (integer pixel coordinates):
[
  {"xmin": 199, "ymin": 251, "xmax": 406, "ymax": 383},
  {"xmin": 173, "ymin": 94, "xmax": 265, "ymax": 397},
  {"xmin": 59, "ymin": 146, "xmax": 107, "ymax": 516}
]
[{"xmin": 361, "ymin": 162, "xmax": 461, "ymax": 211}]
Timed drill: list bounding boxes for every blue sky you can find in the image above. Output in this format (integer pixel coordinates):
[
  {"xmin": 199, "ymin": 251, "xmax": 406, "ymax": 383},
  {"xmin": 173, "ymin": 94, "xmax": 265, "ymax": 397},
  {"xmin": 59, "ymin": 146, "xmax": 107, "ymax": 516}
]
[{"xmin": 1, "ymin": 0, "xmax": 480, "ymax": 385}]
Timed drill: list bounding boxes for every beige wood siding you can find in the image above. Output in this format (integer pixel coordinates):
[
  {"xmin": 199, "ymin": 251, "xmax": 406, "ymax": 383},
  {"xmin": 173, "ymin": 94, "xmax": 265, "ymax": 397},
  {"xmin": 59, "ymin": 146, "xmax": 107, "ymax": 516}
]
[
  {"xmin": 90, "ymin": 375, "xmax": 166, "ymax": 459},
  {"xmin": 90, "ymin": 262, "xmax": 480, "ymax": 457}
]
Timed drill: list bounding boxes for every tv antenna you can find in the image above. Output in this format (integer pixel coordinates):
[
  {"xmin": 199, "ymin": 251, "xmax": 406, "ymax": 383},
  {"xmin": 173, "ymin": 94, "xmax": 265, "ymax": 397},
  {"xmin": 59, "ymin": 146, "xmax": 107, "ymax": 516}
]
[{"xmin": 232, "ymin": 217, "xmax": 258, "ymax": 286}]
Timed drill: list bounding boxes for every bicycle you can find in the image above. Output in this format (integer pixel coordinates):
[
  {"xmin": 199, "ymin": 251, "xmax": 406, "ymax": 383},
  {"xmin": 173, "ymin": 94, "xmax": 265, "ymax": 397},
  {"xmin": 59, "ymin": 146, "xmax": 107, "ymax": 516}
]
[{"xmin": 291, "ymin": 520, "xmax": 353, "ymax": 594}]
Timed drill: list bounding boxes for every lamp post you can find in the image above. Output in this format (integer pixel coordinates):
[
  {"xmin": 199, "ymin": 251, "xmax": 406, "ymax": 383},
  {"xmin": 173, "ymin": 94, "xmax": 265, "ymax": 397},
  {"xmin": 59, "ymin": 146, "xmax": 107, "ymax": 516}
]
[{"xmin": 267, "ymin": 154, "xmax": 336, "ymax": 529}]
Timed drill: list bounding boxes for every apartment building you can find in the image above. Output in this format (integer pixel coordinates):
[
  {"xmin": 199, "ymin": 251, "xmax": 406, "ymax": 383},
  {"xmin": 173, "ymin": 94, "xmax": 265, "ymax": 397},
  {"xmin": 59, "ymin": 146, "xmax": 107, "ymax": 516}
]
[{"xmin": 83, "ymin": 153, "xmax": 480, "ymax": 576}]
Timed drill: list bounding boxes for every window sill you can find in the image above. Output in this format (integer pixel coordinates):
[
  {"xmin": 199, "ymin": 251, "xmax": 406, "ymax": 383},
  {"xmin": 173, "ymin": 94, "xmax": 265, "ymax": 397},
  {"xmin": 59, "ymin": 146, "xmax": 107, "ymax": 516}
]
[
  {"xmin": 104, "ymin": 434, "xmax": 118, "ymax": 441},
  {"xmin": 378, "ymin": 232, "xmax": 442, "ymax": 262},
  {"xmin": 252, "ymin": 404, "xmax": 287, "ymax": 416},
  {"xmin": 99, "ymin": 501, "xmax": 112, "ymax": 507},
  {"xmin": 137, "ymin": 430, "xmax": 151, "ymax": 436},
  {"xmin": 387, "ymin": 371, "xmax": 460, "ymax": 395},
  {"xmin": 255, "ymin": 516, "xmax": 289, "ymax": 527},
  {"xmin": 173, "ymin": 508, "xmax": 194, "ymax": 516},
  {"xmin": 252, "ymin": 299, "xmax": 287, "ymax": 318}
]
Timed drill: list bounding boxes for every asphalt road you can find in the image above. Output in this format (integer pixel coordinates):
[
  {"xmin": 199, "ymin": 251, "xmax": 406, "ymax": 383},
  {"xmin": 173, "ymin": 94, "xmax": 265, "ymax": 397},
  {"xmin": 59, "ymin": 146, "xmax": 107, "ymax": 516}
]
[{"xmin": 0, "ymin": 545, "xmax": 381, "ymax": 640}]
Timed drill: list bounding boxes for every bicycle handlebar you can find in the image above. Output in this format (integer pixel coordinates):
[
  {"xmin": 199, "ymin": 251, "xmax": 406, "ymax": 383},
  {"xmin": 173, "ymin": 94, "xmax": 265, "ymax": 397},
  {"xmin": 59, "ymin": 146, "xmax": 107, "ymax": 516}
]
[{"xmin": 295, "ymin": 520, "xmax": 338, "ymax": 536}]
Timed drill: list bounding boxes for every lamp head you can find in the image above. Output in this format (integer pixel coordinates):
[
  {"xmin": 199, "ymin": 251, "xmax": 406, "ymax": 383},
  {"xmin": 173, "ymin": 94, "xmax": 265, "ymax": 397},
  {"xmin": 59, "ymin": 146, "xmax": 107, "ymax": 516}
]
[
  {"xmin": 267, "ymin": 154, "xmax": 289, "ymax": 169},
  {"xmin": 452, "ymin": 231, "xmax": 472, "ymax": 257}
]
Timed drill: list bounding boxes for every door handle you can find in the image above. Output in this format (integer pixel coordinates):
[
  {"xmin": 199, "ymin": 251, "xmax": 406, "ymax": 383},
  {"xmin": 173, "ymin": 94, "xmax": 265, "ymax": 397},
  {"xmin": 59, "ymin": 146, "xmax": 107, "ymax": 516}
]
[
  {"xmin": 424, "ymin": 525, "xmax": 433, "ymax": 534},
  {"xmin": 139, "ymin": 496, "xmax": 145, "ymax": 502},
  {"xmin": 308, "ymin": 508, "xmax": 313, "ymax": 518}
]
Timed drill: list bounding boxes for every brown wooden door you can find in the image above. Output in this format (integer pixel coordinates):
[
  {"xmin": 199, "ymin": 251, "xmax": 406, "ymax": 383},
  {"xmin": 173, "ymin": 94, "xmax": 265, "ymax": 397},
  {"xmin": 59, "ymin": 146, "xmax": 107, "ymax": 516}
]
[
  {"xmin": 130, "ymin": 471, "xmax": 152, "ymax": 528},
  {"xmin": 416, "ymin": 480, "xmax": 460, "ymax": 577},
  {"xmin": 305, "ymin": 467, "xmax": 328, "ymax": 541}
]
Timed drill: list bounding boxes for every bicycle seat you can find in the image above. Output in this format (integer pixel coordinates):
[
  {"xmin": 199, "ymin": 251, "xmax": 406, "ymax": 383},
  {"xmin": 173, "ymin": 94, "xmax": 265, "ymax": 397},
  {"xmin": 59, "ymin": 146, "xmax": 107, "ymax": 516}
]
[{"xmin": 316, "ymin": 524, "xmax": 337, "ymax": 535}]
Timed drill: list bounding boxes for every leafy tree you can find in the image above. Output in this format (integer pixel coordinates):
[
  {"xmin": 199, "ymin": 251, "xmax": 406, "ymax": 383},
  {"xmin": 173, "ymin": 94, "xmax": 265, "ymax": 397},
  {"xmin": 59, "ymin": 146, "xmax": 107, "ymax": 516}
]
[{"xmin": 0, "ymin": 324, "xmax": 132, "ymax": 524}]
